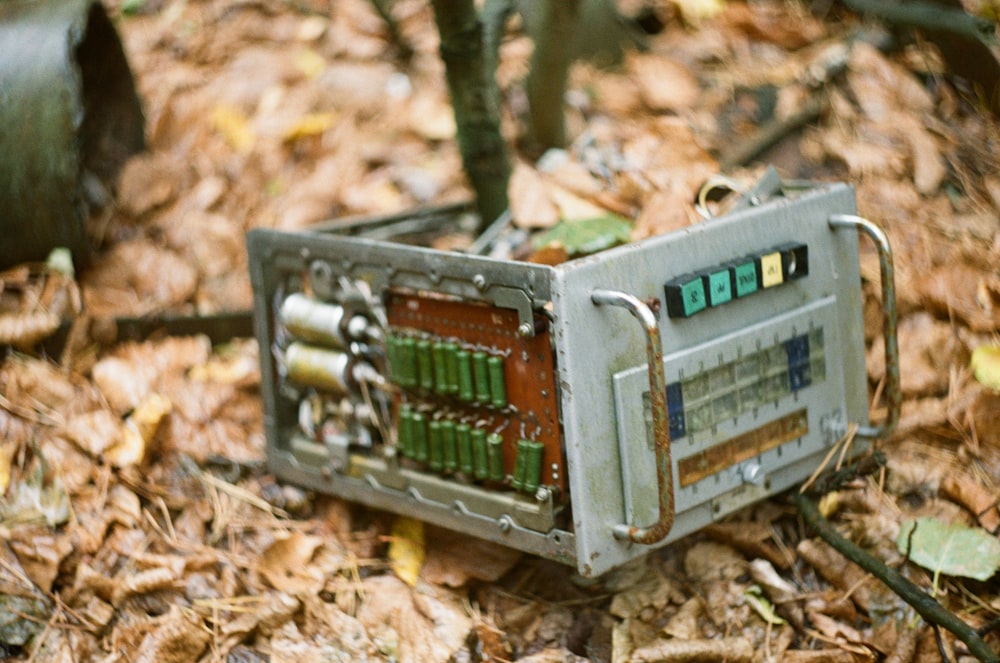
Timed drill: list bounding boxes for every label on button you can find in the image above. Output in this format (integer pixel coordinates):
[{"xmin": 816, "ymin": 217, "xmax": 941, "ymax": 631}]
[{"xmin": 664, "ymin": 275, "xmax": 707, "ymax": 318}]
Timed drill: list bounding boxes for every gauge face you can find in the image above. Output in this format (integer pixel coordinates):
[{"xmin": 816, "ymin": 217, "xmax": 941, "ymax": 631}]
[{"xmin": 248, "ymin": 179, "xmax": 871, "ymax": 577}]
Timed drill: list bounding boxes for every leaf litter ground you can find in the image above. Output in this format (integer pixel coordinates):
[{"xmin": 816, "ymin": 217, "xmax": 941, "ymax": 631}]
[{"xmin": 1, "ymin": 0, "xmax": 1000, "ymax": 661}]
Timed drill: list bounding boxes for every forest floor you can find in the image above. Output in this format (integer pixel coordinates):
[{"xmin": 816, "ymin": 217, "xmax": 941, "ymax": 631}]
[{"xmin": 2, "ymin": 0, "xmax": 1000, "ymax": 661}]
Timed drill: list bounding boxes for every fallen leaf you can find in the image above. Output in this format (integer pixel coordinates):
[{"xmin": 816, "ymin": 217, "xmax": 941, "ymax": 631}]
[
  {"xmin": 897, "ymin": 517, "xmax": 1000, "ymax": 581},
  {"xmin": 258, "ymin": 531, "xmax": 326, "ymax": 595},
  {"xmin": 971, "ymin": 344, "xmax": 1000, "ymax": 391},
  {"xmin": 388, "ymin": 516, "xmax": 425, "ymax": 587},
  {"xmin": 283, "ymin": 112, "xmax": 338, "ymax": 142},
  {"xmin": 211, "ymin": 104, "xmax": 255, "ymax": 153},
  {"xmin": 674, "ymin": 0, "xmax": 727, "ymax": 23},
  {"xmin": 532, "ymin": 214, "xmax": 632, "ymax": 256},
  {"xmin": 628, "ymin": 53, "xmax": 701, "ymax": 112}
]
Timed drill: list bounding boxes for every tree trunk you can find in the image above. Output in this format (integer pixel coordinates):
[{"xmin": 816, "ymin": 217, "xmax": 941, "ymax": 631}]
[{"xmin": 430, "ymin": 0, "xmax": 511, "ymax": 231}]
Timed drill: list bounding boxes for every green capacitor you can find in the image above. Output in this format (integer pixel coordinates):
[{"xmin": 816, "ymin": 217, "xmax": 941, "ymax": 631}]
[
  {"xmin": 411, "ymin": 412, "xmax": 428, "ymax": 463},
  {"xmin": 428, "ymin": 420, "xmax": 444, "ymax": 471},
  {"xmin": 456, "ymin": 349, "xmax": 475, "ymax": 402},
  {"xmin": 487, "ymin": 355, "xmax": 507, "ymax": 408},
  {"xmin": 472, "ymin": 351, "xmax": 491, "ymax": 403},
  {"xmin": 456, "ymin": 422, "xmax": 473, "ymax": 474},
  {"xmin": 441, "ymin": 419, "xmax": 458, "ymax": 471},
  {"xmin": 417, "ymin": 339, "xmax": 434, "ymax": 391},
  {"xmin": 397, "ymin": 405, "xmax": 414, "ymax": 458},
  {"xmin": 443, "ymin": 342, "xmax": 460, "ymax": 395},
  {"xmin": 385, "ymin": 335, "xmax": 400, "ymax": 383},
  {"xmin": 471, "ymin": 427, "xmax": 488, "ymax": 480},
  {"xmin": 399, "ymin": 337, "xmax": 418, "ymax": 388},
  {"xmin": 514, "ymin": 439, "xmax": 545, "ymax": 494},
  {"xmin": 432, "ymin": 342, "xmax": 449, "ymax": 394},
  {"xmin": 487, "ymin": 433, "xmax": 505, "ymax": 482}
]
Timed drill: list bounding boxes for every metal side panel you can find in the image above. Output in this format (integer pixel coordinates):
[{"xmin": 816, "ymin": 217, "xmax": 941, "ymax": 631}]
[{"xmin": 550, "ymin": 183, "xmax": 867, "ymax": 577}]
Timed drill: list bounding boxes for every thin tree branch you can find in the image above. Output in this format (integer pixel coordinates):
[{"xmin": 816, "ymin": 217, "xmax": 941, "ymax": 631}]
[{"xmin": 793, "ymin": 492, "xmax": 999, "ymax": 663}]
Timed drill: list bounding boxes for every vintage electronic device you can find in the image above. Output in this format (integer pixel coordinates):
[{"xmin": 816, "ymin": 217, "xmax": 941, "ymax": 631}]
[{"xmin": 247, "ymin": 171, "xmax": 899, "ymax": 577}]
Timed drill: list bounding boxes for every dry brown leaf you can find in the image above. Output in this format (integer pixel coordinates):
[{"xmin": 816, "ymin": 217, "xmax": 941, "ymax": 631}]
[
  {"xmin": 419, "ymin": 525, "xmax": 522, "ymax": 587},
  {"xmin": 703, "ymin": 521, "xmax": 795, "ymax": 569},
  {"xmin": 721, "ymin": 1, "xmax": 825, "ymax": 49},
  {"xmin": 6, "ymin": 526, "xmax": 73, "ymax": 593},
  {"xmin": 942, "ymin": 471, "xmax": 1000, "ymax": 532},
  {"xmin": 61, "ymin": 409, "xmax": 123, "ymax": 458},
  {"xmin": 631, "ymin": 636, "xmax": 755, "ymax": 662},
  {"xmin": 628, "ymin": 53, "xmax": 701, "ymax": 113},
  {"xmin": 662, "ymin": 596, "xmax": 703, "ymax": 639},
  {"xmin": 258, "ymin": 531, "xmax": 327, "ymax": 595},
  {"xmin": 132, "ymin": 604, "xmax": 212, "ymax": 662},
  {"xmin": 920, "ymin": 263, "xmax": 1000, "ymax": 332},
  {"xmin": 609, "ymin": 568, "xmax": 684, "ymax": 619},
  {"xmin": 81, "ymin": 239, "xmax": 198, "ymax": 317},
  {"xmin": 116, "ymin": 152, "xmax": 183, "ymax": 218},
  {"xmin": 797, "ymin": 539, "xmax": 872, "ymax": 612},
  {"xmin": 510, "ymin": 162, "xmax": 561, "ymax": 229},
  {"xmin": 867, "ymin": 312, "xmax": 965, "ymax": 397}
]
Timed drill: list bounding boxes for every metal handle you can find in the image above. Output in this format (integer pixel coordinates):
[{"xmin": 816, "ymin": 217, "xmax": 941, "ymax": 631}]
[
  {"xmin": 829, "ymin": 214, "xmax": 900, "ymax": 438},
  {"xmin": 591, "ymin": 289, "xmax": 675, "ymax": 545}
]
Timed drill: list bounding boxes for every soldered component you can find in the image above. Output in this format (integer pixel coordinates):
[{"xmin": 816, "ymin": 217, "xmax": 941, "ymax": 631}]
[
  {"xmin": 487, "ymin": 355, "xmax": 507, "ymax": 408},
  {"xmin": 280, "ymin": 293, "xmax": 369, "ymax": 349},
  {"xmin": 285, "ymin": 342, "xmax": 379, "ymax": 395},
  {"xmin": 513, "ymin": 439, "xmax": 545, "ymax": 494}
]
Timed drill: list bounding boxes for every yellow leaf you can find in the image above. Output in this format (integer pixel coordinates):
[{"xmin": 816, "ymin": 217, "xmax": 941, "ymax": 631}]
[
  {"xmin": 971, "ymin": 345, "xmax": 1000, "ymax": 391},
  {"xmin": 818, "ymin": 490, "xmax": 842, "ymax": 518},
  {"xmin": 294, "ymin": 48, "xmax": 326, "ymax": 79},
  {"xmin": 211, "ymin": 105, "xmax": 255, "ymax": 153},
  {"xmin": 282, "ymin": 112, "xmax": 338, "ymax": 142},
  {"xmin": 388, "ymin": 516, "xmax": 425, "ymax": 586},
  {"xmin": 0, "ymin": 443, "xmax": 12, "ymax": 495},
  {"xmin": 673, "ymin": 0, "xmax": 726, "ymax": 23},
  {"xmin": 107, "ymin": 393, "xmax": 172, "ymax": 467}
]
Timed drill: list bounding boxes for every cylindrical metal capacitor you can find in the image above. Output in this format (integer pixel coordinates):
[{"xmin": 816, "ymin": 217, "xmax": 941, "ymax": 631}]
[
  {"xmin": 456, "ymin": 422, "xmax": 473, "ymax": 474},
  {"xmin": 285, "ymin": 342, "xmax": 352, "ymax": 394},
  {"xmin": 280, "ymin": 293, "xmax": 367, "ymax": 350},
  {"xmin": 411, "ymin": 412, "xmax": 429, "ymax": 462},
  {"xmin": 441, "ymin": 419, "xmax": 458, "ymax": 471},
  {"xmin": 472, "ymin": 351, "xmax": 491, "ymax": 403},
  {"xmin": 487, "ymin": 355, "xmax": 507, "ymax": 408},
  {"xmin": 487, "ymin": 433, "xmax": 505, "ymax": 482},
  {"xmin": 428, "ymin": 420, "xmax": 444, "ymax": 471},
  {"xmin": 471, "ymin": 427, "xmax": 488, "ymax": 480}
]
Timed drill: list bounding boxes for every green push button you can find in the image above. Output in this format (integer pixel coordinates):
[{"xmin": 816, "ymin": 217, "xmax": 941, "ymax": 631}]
[
  {"xmin": 703, "ymin": 269, "xmax": 732, "ymax": 306},
  {"xmin": 731, "ymin": 260, "xmax": 758, "ymax": 298},
  {"xmin": 664, "ymin": 274, "xmax": 707, "ymax": 318}
]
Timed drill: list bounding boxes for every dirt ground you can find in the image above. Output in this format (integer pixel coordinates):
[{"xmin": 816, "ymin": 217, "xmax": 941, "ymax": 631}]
[{"xmin": 2, "ymin": 0, "xmax": 1000, "ymax": 661}]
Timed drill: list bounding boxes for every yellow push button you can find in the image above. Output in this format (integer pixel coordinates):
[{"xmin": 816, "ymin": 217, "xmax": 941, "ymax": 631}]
[{"xmin": 758, "ymin": 251, "xmax": 784, "ymax": 288}]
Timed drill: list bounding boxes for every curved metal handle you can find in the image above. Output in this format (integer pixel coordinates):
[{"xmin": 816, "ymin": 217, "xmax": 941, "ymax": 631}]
[
  {"xmin": 591, "ymin": 289, "xmax": 675, "ymax": 545},
  {"xmin": 829, "ymin": 214, "xmax": 900, "ymax": 438}
]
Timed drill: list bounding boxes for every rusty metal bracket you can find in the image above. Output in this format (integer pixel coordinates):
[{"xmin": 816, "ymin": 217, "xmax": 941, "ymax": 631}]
[
  {"xmin": 829, "ymin": 214, "xmax": 900, "ymax": 439},
  {"xmin": 591, "ymin": 289, "xmax": 675, "ymax": 545}
]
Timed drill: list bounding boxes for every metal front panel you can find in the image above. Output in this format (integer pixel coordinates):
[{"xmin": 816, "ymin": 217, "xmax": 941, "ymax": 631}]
[{"xmin": 549, "ymin": 183, "xmax": 866, "ymax": 576}]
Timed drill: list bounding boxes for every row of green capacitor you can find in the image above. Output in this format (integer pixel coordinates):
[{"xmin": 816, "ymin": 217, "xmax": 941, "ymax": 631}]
[
  {"xmin": 386, "ymin": 335, "xmax": 508, "ymax": 409},
  {"xmin": 397, "ymin": 405, "xmax": 545, "ymax": 494}
]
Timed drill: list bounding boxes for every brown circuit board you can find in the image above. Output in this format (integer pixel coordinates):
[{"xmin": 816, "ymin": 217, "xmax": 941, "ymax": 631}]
[{"xmin": 384, "ymin": 290, "xmax": 566, "ymax": 496}]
